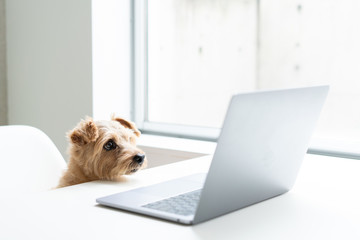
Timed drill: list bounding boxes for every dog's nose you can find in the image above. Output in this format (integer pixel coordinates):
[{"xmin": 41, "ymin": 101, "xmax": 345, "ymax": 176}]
[{"xmin": 133, "ymin": 153, "xmax": 145, "ymax": 165}]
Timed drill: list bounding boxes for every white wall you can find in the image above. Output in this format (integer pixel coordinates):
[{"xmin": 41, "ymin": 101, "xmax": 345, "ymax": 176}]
[
  {"xmin": 5, "ymin": 0, "xmax": 133, "ymax": 159},
  {"xmin": 92, "ymin": 0, "xmax": 132, "ymax": 121},
  {"xmin": 0, "ymin": 0, "xmax": 6, "ymax": 125},
  {"xmin": 6, "ymin": 0, "xmax": 93, "ymax": 158}
]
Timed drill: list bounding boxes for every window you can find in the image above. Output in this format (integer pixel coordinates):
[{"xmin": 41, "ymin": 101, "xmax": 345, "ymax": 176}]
[{"xmin": 133, "ymin": 0, "xmax": 360, "ymax": 159}]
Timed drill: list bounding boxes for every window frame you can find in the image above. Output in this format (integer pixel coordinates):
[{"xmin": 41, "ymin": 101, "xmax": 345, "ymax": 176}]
[{"xmin": 132, "ymin": 0, "xmax": 220, "ymax": 141}]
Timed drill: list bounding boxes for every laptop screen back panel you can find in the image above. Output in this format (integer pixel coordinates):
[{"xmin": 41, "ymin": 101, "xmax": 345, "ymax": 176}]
[{"xmin": 193, "ymin": 86, "xmax": 329, "ymax": 224}]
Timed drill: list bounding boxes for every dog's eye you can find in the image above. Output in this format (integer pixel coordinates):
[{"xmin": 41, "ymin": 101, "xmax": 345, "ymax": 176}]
[{"xmin": 104, "ymin": 140, "xmax": 117, "ymax": 151}]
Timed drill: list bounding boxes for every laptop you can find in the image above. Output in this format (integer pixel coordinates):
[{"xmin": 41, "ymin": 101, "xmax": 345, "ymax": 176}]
[{"xmin": 96, "ymin": 86, "xmax": 329, "ymax": 225}]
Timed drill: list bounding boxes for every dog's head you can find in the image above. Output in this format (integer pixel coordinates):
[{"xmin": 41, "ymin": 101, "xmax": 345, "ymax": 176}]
[{"xmin": 68, "ymin": 115, "xmax": 147, "ymax": 180}]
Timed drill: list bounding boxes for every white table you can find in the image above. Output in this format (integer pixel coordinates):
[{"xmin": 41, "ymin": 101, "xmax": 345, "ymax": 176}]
[{"xmin": 1, "ymin": 154, "xmax": 359, "ymax": 240}]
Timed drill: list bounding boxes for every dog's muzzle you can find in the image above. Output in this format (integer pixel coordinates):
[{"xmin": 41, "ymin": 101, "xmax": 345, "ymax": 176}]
[{"xmin": 133, "ymin": 153, "xmax": 145, "ymax": 165}]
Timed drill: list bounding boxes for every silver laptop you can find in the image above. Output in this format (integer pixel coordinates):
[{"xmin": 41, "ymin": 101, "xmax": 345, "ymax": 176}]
[{"xmin": 96, "ymin": 86, "xmax": 329, "ymax": 225}]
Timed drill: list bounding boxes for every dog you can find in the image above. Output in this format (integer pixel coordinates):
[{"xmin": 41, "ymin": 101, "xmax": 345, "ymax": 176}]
[{"xmin": 57, "ymin": 115, "xmax": 147, "ymax": 188}]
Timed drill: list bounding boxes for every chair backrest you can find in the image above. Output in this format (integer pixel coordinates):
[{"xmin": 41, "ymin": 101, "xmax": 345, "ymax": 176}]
[{"xmin": 0, "ymin": 125, "xmax": 67, "ymax": 193}]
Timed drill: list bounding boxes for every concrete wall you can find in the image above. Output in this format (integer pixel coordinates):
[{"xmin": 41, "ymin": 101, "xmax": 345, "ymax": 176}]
[
  {"xmin": 147, "ymin": 0, "xmax": 257, "ymax": 128},
  {"xmin": 259, "ymin": 0, "xmax": 360, "ymax": 140}
]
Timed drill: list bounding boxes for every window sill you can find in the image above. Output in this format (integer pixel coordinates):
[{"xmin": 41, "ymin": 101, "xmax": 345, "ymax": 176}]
[
  {"xmin": 138, "ymin": 134, "xmax": 360, "ymax": 162},
  {"xmin": 138, "ymin": 134, "xmax": 217, "ymax": 155},
  {"xmin": 309, "ymin": 138, "xmax": 360, "ymax": 160},
  {"xmin": 137, "ymin": 134, "xmax": 216, "ymax": 169}
]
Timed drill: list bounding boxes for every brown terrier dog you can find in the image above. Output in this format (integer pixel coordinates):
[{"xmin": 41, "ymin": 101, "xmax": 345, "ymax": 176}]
[{"xmin": 57, "ymin": 115, "xmax": 147, "ymax": 188}]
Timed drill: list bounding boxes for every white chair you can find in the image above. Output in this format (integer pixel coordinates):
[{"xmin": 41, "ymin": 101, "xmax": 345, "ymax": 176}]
[{"xmin": 0, "ymin": 125, "xmax": 67, "ymax": 193}]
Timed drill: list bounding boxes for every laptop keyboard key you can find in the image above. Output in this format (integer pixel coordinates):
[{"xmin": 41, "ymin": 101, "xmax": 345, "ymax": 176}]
[{"xmin": 142, "ymin": 189, "xmax": 202, "ymax": 216}]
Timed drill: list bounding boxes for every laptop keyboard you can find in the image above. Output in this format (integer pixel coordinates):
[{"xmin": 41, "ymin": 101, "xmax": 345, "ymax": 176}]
[{"xmin": 142, "ymin": 189, "xmax": 202, "ymax": 216}]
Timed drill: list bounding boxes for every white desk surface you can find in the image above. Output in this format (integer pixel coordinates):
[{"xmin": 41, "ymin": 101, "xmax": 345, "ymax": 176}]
[{"xmin": 1, "ymin": 154, "xmax": 360, "ymax": 240}]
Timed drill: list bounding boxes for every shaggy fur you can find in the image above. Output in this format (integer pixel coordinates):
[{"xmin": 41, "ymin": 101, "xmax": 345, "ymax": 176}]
[{"xmin": 57, "ymin": 115, "xmax": 147, "ymax": 188}]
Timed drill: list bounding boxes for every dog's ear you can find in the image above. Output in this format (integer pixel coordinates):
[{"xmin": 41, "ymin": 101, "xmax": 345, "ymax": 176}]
[
  {"xmin": 68, "ymin": 117, "xmax": 99, "ymax": 145},
  {"xmin": 111, "ymin": 115, "xmax": 141, "ymax": 137}
]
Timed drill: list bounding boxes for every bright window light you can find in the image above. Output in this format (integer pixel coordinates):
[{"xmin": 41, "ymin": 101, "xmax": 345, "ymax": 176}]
[{"xmin": 133, "ymin": 0, "xmax": 360, "ymax": 159}]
